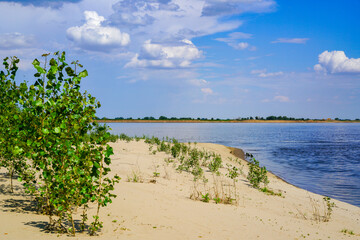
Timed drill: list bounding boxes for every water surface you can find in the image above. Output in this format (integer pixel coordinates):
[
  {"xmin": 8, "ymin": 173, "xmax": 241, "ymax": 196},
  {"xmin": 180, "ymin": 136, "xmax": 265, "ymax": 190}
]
[{"xmin": 107, "ymin": 123, "xmax": 360, "ymax": 207}]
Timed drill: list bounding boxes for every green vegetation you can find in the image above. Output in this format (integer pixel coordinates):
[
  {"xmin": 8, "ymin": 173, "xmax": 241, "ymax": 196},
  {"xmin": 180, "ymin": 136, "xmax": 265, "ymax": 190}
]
[
  {"xmin": 201, "ymin": 193, "xmax": 210, "ymax": 203},
  {"xmin": 304, "ymin": 195, "xmax": 336, "ymax": 222},
  {"xmin": 341, "ymin": 229, "xmax": 355, "ymax": 235},
  {"xmin": 0, "ymin": 53, "xmax": 119, "ymax": 236},
  {"xmin": 247, "ymin": 157, "xmax": 269, "ymax": 189},
  {"xmin": 114, "ymin": 134, "xmax": 280, "ymax": 205},
  {"xmin": 323, "ymin": 196, "xmax": 336, "ymax": 222},
  {"xmin": 96, "ymin": 115, "xmax": 360, "ymax": 122}
]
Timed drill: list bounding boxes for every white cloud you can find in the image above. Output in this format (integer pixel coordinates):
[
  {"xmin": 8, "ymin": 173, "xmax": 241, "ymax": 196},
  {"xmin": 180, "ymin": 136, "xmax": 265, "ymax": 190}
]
[
  {"xmin": 272, "ymin": 38, "xmax": 309, "ymax": 44},
  {"xmin": 215, "ymin": 32, "xmax": 255, "ymax": 50},
  {"xmin": 0, "ymin": 32, "xmax": 36, "ymax": 49},
  {"xmin": 125, "ymin": 39, "xmax": 201, "ymax": 68},
  {"xmin": 109, "ymin": 0, "xmax": 243, "ymax": 43},
  {"xmin": 274, "ymin": 95, "xmax": 290, "ymax": 102},
  {"xmin": 259, "ymin": 71, "xmax": 283, "ymax": 77},
  {"xmin": 66, "ymin": 11, "xmax": 130, "ymax": 52},
  {"xmin": 201, "ymin": 87, "xmax": 214, "ymax": 95},
  {"xmin": 234, "ymin": 42, "xmax": 249, "ymax": 50},
  {"xmin": 110, "ymin": 0, "xmax": 179, "ymax": 27},
  {"xmin": 251, "ymin": 69, "xmax": 283, "ymax": 77},
  {"xmin": 314, "ymin": 50, "xmax": 360, "ymax": 74}
]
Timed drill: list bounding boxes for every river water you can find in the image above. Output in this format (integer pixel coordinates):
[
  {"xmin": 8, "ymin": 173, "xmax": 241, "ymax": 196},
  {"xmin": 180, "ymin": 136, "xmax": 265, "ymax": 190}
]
[{"xmin": 107, "ymin": 122, "xmax": 360, "ymax": 207}]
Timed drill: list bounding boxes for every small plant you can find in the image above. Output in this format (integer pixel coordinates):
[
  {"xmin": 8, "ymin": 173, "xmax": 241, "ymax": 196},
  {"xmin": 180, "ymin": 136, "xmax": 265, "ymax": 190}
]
[
  {"xmin": 247, "ymin": 157, "xmax": 269, "ymax": 189},
  {"xmin": 153, "ymin": 172, "xmax": 160, "ymax": 177},
  {"xmin": 223, "ymin": 196, "xmax": 234, "ymax": 205},
  {"xmin": 89, "ymin": 216, "xmax": 103, "ymax": 236},
  {"xmin": 202, "ymin": 193, "xmax": 210, "ymax": 203},
  {"xmin": 323, "ymin": 196, "xmax": 335, "ymax": 222},
  {"xmin": 127, "ymin": 169, "xmax": 143, "ymax": 183},
  {"xmin": 308, "ymin": 196, "xmax": 336, "ymax": 222},
  {"xmin": 341, "ymin": 229, "xmax": 355, "ymax": 235},
  {"xmin": 213, "ymin": 197, "xmax": 221, "ymax": 204},
  {"xmin": 164, "ymin": 157, "xmax": 174, "ymax": 165},
  {"xmin": 226, "ymin": 164, "xmax": 240, "ymax": 201},
  {"xmin": 208, "ymin": 155, "xmax": 222, "ymax": 175}
]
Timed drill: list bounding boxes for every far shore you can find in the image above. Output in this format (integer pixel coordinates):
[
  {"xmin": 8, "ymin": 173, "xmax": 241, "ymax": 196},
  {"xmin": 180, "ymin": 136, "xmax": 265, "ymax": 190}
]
[{"xmin": 96, "ymin": 119, "xmax": 360, "ymax": 123}]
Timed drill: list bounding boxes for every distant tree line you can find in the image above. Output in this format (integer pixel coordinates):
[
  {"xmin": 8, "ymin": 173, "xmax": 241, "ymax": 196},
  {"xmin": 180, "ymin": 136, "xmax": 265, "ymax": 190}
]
[{"xmin": 94, "ymin": 116, "xmax": 360, "ymax": 121}]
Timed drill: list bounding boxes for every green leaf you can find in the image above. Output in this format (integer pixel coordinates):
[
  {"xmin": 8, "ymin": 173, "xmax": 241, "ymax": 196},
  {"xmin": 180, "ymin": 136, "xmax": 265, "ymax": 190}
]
[
  {"xmin": 49, "ymin": 58, "xmax": 57, "ymax": 66},
  {"xmin": 104, "ymin": 157, "xmax": 111, "ymax": 165},
  {"xmin": 49, "ymin": 65, "xmax": 58, "ymax": 74},
  {"xmin": 42, "ymin": 128, "xmax": 49, "ymax": 134},
  {"xmin": 65, "ymin": 67, "xmax": 74, "ymax": 76},
  {"xmin": 32, "ymin": 59, "xmax": 40, "ymax": 66},
  {"xmin": 93, "ymin": 161, "xmax": 100, "ymax": 169},
  {"xmin": 35, "ymin": 99, "xmax": 42, "ymax": 106},
  {"xmin": 34, "ymin": 65, "xmax": 46, "ymax": 74},
  {"xmin": 54, "ymin": 127, "xmax": 61, "ymax": 133},
  {"xmin": 78, "ymin": 69, "xmax": 88, "ymax": 78},
  {"xmin": 13, "ymin": 146, "xmax": 23, "ymax": 154}
]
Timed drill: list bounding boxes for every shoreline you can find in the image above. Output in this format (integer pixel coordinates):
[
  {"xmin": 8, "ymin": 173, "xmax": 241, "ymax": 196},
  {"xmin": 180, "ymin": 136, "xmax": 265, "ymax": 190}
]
[
  {"xmin": 227, "ymin": 146, "xmax": 302, "ymax": 190},
  {"xmin": 96, "ymin": 119, "xmax": 360, "ymax": 123}
]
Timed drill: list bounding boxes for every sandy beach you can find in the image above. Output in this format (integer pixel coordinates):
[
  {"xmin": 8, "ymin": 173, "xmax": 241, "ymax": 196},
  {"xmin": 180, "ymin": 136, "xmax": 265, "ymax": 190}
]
[{"xmin": 0, "ymin": 140, "xmax": 359, "ymax": 240}]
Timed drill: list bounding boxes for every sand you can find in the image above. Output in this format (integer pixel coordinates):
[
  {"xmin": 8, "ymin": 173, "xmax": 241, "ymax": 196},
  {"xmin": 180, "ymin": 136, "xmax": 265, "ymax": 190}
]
[{"xmin": 0, "ymin": 140, "xmax": 359, "ymax": 240}]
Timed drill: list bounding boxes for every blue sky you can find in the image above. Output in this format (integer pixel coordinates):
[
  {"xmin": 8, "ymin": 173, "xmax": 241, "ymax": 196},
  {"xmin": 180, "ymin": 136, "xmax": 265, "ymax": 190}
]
[{"xmin": 1, "ymin": 0, "xmax": 359, "ymax": 119}]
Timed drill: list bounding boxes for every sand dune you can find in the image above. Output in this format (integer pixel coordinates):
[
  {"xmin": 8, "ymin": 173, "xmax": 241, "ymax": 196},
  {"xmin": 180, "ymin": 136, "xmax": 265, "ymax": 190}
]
[{"xmin": 0, "ymin": 140, "xmax": 359, "ymax": 239}]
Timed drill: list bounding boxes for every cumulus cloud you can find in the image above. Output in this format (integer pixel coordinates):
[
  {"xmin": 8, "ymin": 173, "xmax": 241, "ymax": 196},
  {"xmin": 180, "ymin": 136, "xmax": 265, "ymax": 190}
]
[
  {"xmin": 108, "ymin": 0, "xmax": 242, "ymax": 42},
  {"xmin": 67, "ymin": 11, "xmax": 130, "ymax": 52},
  {"xmin": 201, "ymin": 0, "xmax": 276, "ymax": 16},
  {"xmin": 271, "ymin": 38, "xmax": 309, "ymax": 44},
  {"xmin": 201, "ymin": 87, "xmax": 214, "ymax": 95},
  {"xmin": 314, "ymin": 50, "xmax": 360, "ymax": 74},
  {"xmin": 0, "ymin": 32, "xmax": 36, "ymax": 49},
  {"xmin": 125, "ymin": 39, "xmax": 201, "ymax": 68},
  {"xmin": 110, "ymin": 0, "xmax": 179, "ymax": 27},
  {"xmin": 251, "ymin": 69, "xmax": 283, "ymax": 77}
]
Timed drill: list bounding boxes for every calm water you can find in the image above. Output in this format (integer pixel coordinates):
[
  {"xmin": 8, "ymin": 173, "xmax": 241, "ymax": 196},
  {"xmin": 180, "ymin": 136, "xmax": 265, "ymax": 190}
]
[{"xmin": 107, "ymin": 123, "xmax": 360, "ymax": 207}]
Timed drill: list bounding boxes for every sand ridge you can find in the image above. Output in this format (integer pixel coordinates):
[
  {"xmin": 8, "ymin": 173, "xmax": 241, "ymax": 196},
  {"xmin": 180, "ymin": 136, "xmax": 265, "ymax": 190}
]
[{"xmin": 0, "ymin": 140, "xmax": 359, "ymax": 239}]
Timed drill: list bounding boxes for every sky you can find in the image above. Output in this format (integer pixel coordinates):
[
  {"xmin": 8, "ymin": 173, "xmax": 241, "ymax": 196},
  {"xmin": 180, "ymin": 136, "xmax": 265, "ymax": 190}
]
[{"xmin": 0, "ymin": 0, "xmax": 359, "ymax": 119}]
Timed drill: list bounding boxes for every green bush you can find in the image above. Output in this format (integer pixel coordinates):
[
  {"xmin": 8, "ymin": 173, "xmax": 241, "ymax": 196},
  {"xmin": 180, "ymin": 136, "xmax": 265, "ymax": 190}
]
[
  {"xmin": 0, "ymin": 52, "xmax": 120, "ymax": 236},
  {"xmin": 247, "ymin": 157, "xmax": 269, "ymax": 189}
]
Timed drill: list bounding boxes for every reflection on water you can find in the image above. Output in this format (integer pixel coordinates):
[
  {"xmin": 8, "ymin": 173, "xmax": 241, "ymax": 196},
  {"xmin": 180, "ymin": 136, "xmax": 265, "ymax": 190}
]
[{"xmin": 107, "ymin": 122, "xmax": 360, "ymax": 207}]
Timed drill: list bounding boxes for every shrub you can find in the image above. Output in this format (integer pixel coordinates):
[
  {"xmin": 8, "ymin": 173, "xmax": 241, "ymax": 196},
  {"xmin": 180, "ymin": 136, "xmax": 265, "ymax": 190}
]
[
  {"xmin": 0, "ymin": 52, "xmax": 120, "ymax": 235},
  {"xmin": 247, "ymin": 157, "xmax": 269, "ymax": 189}
]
